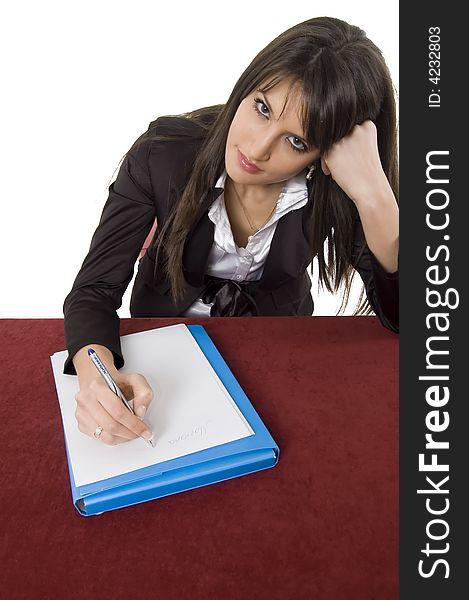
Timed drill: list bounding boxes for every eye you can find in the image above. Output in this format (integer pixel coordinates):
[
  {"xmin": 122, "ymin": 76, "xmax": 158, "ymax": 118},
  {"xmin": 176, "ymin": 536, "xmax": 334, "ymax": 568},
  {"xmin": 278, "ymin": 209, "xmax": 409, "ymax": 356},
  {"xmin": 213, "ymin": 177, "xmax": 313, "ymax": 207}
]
[
  {"xmin": 252, "ymin": 96, "xmax": 309, "ymax": 153},
  {"xmin": 252, "ymin": 97, "xmax": 269, "ymax": 118},
  {"xmin": 288, "ymin": 136, "xmax": 307, "ymax": 153}
]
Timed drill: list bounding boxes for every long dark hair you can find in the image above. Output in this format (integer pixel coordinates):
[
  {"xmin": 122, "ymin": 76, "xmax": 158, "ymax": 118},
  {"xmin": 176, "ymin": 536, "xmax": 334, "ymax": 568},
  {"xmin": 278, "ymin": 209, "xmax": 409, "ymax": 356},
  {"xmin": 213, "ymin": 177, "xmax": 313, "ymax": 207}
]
[{"xmin": 123, "ymin": 16, "xmax": 398, "ymax": 313}]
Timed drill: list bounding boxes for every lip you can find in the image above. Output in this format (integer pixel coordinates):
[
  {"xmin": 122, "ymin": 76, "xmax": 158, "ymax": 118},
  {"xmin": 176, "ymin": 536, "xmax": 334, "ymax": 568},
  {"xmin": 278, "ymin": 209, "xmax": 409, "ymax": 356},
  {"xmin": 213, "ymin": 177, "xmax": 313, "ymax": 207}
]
[{"xmin": 237, "ymin": 149, "xmax": 262, "ymax": 173}]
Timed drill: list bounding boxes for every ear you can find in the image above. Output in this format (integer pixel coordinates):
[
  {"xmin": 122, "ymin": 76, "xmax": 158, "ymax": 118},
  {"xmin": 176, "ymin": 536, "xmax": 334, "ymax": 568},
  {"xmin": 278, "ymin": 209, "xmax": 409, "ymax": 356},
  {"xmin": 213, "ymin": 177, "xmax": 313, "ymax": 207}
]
[{"xmin": 321, "ymin": 156, "xmax": 331, "ymax": 176}]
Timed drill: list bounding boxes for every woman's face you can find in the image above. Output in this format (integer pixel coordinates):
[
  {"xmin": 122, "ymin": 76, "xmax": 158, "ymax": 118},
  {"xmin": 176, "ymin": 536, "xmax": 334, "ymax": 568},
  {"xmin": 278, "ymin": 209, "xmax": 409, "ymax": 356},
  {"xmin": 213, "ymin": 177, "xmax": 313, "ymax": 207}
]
[{"xmin": 225, "ymin": 77, "xmax": 320, "ymax": 186}]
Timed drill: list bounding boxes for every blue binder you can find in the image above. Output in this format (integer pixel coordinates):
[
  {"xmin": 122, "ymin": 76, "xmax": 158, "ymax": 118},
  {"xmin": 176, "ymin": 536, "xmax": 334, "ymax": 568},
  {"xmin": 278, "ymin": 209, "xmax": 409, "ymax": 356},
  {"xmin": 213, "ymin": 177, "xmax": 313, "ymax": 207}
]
[{"xmin": 63, "ymin": 325, "xmax": 280, "ymax": 516}]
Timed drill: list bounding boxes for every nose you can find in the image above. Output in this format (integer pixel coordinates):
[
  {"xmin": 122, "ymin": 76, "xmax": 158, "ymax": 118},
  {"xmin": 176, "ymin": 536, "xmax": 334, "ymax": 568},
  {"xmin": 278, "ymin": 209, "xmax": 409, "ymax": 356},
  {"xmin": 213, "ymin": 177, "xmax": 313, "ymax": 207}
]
[{"xmin": 248, "ymin": 131, "xmax": 276, "ymax": 162}]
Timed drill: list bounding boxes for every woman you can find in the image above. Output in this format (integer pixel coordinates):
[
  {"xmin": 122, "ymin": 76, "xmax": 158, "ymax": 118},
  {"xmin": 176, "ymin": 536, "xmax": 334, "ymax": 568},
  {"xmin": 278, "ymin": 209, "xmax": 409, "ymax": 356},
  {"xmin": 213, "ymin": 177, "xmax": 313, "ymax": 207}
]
[{"xmin": 64, "ymin": 16, "xmax": 399, "ymax": 445}]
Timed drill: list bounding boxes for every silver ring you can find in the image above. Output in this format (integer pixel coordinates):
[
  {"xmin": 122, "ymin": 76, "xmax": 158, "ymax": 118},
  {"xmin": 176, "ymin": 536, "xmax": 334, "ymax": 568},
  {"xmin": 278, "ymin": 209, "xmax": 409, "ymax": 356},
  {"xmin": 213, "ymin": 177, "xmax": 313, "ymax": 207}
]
[{"xmin": 93, "ymin": 425, "xmax": 104, "ymax": 439}]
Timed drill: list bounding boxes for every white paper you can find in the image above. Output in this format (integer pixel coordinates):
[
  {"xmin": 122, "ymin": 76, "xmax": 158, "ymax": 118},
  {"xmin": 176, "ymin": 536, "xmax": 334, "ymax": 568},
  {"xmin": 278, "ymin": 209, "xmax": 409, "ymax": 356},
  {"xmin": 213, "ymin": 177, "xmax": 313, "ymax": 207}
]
[{"xmin": 50, "ymin": 324, "xmax": 254, "ymax": 487}]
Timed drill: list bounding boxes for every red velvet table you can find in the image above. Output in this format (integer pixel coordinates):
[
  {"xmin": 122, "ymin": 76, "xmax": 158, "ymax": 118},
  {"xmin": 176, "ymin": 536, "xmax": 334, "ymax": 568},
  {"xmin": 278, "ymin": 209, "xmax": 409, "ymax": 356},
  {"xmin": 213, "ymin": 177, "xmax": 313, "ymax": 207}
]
[{"xmin": 0, "ymin": 317, "xmax": 398, "ymax": 599}]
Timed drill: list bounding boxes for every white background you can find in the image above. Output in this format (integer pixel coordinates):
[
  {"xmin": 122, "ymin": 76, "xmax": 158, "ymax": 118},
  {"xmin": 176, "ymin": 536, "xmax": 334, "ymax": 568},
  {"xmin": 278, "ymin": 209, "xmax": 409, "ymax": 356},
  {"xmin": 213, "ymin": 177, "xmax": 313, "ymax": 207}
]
[{"xmin": 0, "ymin": 1, "xmax": 398, "ymax": 317}]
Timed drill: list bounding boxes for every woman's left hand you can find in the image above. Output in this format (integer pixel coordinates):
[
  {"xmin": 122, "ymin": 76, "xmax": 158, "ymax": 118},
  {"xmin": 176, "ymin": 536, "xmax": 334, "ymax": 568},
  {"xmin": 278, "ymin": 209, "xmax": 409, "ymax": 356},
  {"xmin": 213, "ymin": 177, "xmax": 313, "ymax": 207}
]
[{"xmin": 321, "ymin": 120, "xmax": 390, "ymax": 206}]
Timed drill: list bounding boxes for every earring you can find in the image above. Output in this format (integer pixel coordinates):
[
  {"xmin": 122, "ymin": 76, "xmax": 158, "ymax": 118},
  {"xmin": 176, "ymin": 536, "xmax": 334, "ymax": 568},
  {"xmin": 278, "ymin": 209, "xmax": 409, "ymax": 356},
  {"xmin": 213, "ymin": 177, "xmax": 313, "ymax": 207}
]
[{"xmin": 306, "ymin": 164, "xmax": 316, "ymax": 180}]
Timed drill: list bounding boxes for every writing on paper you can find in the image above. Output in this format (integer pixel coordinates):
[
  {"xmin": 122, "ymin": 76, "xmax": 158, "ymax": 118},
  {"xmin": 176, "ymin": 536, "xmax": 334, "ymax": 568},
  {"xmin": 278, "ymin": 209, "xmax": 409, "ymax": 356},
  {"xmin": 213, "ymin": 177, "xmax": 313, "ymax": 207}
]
[{"xmin": 168, "ymin": 421, "xmax": 211, "ymax": 445}]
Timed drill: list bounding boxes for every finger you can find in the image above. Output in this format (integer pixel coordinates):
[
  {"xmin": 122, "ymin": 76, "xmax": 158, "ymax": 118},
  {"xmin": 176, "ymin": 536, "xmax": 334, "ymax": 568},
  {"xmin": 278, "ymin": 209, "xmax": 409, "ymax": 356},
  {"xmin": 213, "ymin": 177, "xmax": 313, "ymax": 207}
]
[
  {"xmin": 362, "ymin": 119, "xmax": 376, "ymax": 131},
  {"xmin": 77, "ymin": 392, "xmax": 139, "ymax": 441},
  {"xmin": 120, "ymin": 373, "xmax": 154, "ymax": 420},
  {"xmin": 77, "ymin": 410, "xmax": 136, "ymax": 445},
  {"xmin": 321, "ymin": 156, "xmax": 331, "ymax": 176},
  {"xmin": 97, "ymin": 382, "xmax": 154, "ymax": 442}
]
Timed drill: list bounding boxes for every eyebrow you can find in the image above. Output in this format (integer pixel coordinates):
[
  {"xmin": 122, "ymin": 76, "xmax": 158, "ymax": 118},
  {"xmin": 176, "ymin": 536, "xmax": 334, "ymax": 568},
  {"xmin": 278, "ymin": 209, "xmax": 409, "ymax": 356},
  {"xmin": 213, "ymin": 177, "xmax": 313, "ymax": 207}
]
[{"xmin": 257, "ymin": 89, "xmax": 308, "ymax": 144}]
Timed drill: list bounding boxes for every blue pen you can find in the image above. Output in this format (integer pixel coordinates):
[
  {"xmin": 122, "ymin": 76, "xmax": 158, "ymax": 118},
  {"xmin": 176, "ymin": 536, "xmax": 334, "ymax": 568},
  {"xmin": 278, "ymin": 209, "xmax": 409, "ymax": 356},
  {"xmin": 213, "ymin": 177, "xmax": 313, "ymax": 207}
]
[{"xmin": 88, "ymin": 348, "xmax": 154, "ymax": 446}]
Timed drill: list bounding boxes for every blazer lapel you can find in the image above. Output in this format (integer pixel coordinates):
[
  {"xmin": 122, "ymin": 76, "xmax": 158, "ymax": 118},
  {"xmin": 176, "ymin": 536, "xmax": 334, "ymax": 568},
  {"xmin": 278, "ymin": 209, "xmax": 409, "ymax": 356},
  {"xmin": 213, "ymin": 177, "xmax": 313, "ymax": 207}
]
[
  {"xmin": 258, "ymin": 202, "xmax": 311, "ymax": 290},
  {"xmin": 259, "ymin": 176, "xmax": 314, "ymax": 289},
  {"xmin": 182, "ymin": 187, "xmax": 222, "ymax": 287},
  {"xmin": 182, "ymin": 180, "xmax": 313, "ymax": 290}
]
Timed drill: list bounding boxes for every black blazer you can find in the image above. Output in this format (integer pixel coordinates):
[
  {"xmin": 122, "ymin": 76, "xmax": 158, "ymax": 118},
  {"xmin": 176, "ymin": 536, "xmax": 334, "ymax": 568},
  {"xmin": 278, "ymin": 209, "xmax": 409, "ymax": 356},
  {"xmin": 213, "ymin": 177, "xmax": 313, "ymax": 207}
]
[{"xmin": 63, "ymin": 116, "xmax": 399, "ymax": 375}]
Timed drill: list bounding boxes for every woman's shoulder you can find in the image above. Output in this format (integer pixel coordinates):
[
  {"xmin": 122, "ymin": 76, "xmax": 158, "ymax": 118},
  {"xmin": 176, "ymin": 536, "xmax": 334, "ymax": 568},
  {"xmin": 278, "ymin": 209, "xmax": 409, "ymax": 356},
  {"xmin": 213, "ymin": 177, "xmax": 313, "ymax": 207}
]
[
  {"xmin": 147, "ymin": 107, "xmax": 221, "ymax": 141},
  {"xmin": 125, "ymin": 108, "xmax": 221, "ymax": 191},
  {"xmin": 127, "ymin": 109, "xmax": 220, "ymax": 161},
  {"xmin": 146, "ymin": 115, "xmax": 201, "ymax": 138}
]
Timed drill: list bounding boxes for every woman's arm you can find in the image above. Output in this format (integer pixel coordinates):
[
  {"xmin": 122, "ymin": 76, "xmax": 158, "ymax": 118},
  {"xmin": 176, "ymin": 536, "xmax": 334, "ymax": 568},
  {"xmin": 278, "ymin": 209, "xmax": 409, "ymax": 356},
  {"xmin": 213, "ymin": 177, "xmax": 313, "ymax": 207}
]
[
  {"xmin": 321, "ymin": 120, "xmax": 399, "ymax": 273},
  {"xmin": 63, "ymin": 132, "xmax": 156, "ymax": 375},
  {"xmin": 72, "ymin": 344, "xmax": 116, "ymax": 385},
  {"xmin": 321, "ymin": 120, "xmax": 399, "ymax": 331},
  {"xmin": 63, "ymin": 138, "xmax": 158, "ymax": 445},
  {"xmin": 351, "ymin": 217, "xmax": 399, "ymax": 332},
  {"xmin": 351, "ymin": 180, "xmax": 398, "ymax": 274}
]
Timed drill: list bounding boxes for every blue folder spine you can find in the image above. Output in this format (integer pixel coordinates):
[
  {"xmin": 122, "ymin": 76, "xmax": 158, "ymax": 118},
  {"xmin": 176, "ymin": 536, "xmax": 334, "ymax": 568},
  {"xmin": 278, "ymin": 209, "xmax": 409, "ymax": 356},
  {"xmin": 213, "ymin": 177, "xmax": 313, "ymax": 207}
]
[{"xmin": 75, "ymin": 447, "xmax": 278, "ymax": 516}]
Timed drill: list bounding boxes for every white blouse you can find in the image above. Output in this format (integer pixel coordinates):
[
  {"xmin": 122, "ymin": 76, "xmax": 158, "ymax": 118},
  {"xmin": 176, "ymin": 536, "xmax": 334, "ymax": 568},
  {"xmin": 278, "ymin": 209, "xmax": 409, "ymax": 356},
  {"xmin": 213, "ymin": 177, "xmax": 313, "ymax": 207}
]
[{"xmin": 182, "ymin": 168, "xmax": 309, "ymax": 317}]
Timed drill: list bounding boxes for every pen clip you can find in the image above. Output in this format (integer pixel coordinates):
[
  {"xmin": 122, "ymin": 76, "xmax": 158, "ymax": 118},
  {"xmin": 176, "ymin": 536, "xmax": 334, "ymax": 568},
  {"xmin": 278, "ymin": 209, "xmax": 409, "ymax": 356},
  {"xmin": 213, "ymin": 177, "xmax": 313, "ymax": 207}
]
[{"xmin": 88, "ymin": 348, "xmax": 135, "ymax": 415}]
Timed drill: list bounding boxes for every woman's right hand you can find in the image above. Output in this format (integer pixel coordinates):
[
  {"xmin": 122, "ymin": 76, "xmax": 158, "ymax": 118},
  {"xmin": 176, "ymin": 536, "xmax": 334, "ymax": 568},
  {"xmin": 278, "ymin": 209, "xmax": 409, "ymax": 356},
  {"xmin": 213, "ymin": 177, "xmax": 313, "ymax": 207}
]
[{"xmin": 75, "ymin": 370, "xmax": 154, "ymax": 446}]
